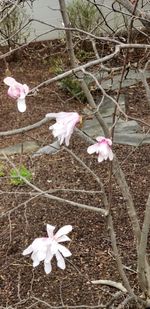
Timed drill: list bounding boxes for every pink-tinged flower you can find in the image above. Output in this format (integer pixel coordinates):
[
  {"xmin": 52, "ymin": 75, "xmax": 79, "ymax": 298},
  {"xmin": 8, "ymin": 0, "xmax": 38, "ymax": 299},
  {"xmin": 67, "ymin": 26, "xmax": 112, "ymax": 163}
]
[
  {"xmin": 4, "ymin": 77, "xmax": 29, "ymax": 112},
  {"xmin": 22, "ymin": 224, "xmax": 72, "ymax": 274},
  {"xmin": 87, "ymin": 136, "xmax": 113, "ymax": 163},
  {"xmin": 46, "ymin": 112, "xmax": 81, "ymax": 146}
]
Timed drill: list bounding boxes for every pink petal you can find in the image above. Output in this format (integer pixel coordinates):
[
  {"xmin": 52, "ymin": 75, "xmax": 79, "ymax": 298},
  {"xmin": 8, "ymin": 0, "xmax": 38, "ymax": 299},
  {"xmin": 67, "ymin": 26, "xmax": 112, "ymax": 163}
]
[
  {"xmin": 106, "ymin": 138, "xmax": 112, "ymax": 146},
  {"xmin": 8, "ymin": 86, "xmax": 20, "ymax": 99},
  {"xmin": 96, "ymin": 136, "xmax": 104, "ymax": 142}
]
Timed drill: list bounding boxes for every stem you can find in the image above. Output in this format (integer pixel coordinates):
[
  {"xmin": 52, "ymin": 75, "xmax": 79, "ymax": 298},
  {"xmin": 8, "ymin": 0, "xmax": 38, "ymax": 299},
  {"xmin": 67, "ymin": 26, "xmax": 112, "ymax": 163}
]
[
  {"xmin": 58, "ymin": 0, "xmax": 109, "ymax": 136},
  {"xmin": 138, "ymin": 194, "xmax": 150, "ymax": 296}
]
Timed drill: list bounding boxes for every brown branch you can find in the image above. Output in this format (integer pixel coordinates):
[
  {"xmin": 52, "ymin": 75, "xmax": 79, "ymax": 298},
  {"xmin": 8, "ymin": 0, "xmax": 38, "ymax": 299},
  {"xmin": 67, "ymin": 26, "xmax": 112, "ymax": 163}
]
[{"xmin": 0, "ymin": 117, "xmax": 49, "ymax": 137}]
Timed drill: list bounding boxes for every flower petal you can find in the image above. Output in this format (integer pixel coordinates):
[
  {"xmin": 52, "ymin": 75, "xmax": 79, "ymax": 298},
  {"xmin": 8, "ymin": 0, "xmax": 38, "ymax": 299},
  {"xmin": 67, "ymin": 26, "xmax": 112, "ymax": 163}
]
[
  {"xmin": 55, "ymin": 225, "xmax": 72, "ymax": 239},
  {"xmin": 57, "ymin": 235, "xmax": 70, "ymax": 243},
  {"xmin": 51, "ymin": 240, "xmax": 59, "ymax": 255},
  {"xmin": 106, "ymin": 138, "xmax": 112, "ymax": 146},
  {"xmin": 4, "ymin": 77, "xmax": 16, "ymax": 86},
  {"xmin": 31, "ymin": 252, "xmax": 40, "ymax": 267},
  {"xmin": 46, "ymin": 224, "xmax": 55, "ymax": 238},
  {"xmin": 55, "ymin": 251, "xmax": 66, "ymax": 270},
  {"xmin": 44, "ymin": 261, "xmax": 52, "ymax": 274},
  {"xmin": 96, "ymin": 136, "xmax": 104, "ymax": 142},
  {"xmin": 45, "ymin": 247, "xmax": 53, "ymax": 263},
  {"xmin": 22, "ymin": 245, "xmax": 33, "ymax": 255},
  {"xmin": 58, "ymin": 244, "xmax": 72, "ymax": 257},
  {"xmin": 108, "ymin": 148, "xmax": 113, "ymax": 161},
  {"xmin": 98, "ymin": 154, "xmax": 104, "ymax": 162},
  {"xmin": 46, "ymin": 113, "xmax": 58, "ymax": 119},
  {"xmin": 17, "ymin": 98, "xmax": 26, "ymax": 112},
  {"xmin": 23, "ymin": 84, "xmax": 29, "ymax": 95},
  {"xmin": 87, "ymin": 144, "xmax": 98, "ymax": 154}
]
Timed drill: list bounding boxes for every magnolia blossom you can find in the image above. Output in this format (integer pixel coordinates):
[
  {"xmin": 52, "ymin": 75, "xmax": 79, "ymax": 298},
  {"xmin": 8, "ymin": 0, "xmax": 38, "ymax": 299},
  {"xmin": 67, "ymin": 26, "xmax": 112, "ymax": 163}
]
[
  {"xmin": 23, "ymin": 224, "xmax": 72, "ymax": 274},
  {"xmin": 87, "ymin": 136, "xmax": 113, "ymax": 163},
  {"xmin": 4, "ymin": 77, "xmax": 29, "ymax": 112},
  {"xmin": 46, "ymin": 112, "xmax": 81, "ymax": 146}
]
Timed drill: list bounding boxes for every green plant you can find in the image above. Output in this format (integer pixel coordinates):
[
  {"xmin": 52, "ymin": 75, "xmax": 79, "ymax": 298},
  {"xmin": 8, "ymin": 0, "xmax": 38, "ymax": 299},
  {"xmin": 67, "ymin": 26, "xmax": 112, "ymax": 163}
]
[
  {"xmin": 51, "ymin": 57, "xmax": 86, "ymax": 102},
  {"xmin": 76, "ymin": 49, "xmax": 94, "ymax": 62},
  {"xmin": 50, "ymin": 57, "xmax": 64, "ymax": 75},
  {"xmin": 10, "ymin": 165, "xmax": 32, "ymax": 186},
  {"xmin": 61, "ymin": 75, "xmax": 86, "ymax": 102},
  {"xmin": 67, "ymin": 0, "xmax": 102, "ymax": 35},
  {"xmin": 0, "ymin": 5, "xmax": 30, "ymax": 47}
]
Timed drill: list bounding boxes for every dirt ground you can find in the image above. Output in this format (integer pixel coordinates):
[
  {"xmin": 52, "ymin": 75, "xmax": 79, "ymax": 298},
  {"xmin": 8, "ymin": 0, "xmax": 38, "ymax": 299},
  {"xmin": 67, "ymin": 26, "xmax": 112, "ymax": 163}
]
[{"xmin": 0, "ymin": 39, "xmax": 150, "ymax": 309}]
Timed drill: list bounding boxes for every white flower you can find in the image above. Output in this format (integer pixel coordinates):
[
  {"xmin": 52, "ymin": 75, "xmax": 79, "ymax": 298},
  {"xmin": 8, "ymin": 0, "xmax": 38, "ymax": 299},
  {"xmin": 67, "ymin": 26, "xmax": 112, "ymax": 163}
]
[
  {"xmin": 23, "ymin": 224, "xmax": 72, "ymax": 274},
  {"xmin": 87, "ymin": 136, "xmax": 113, "ymax": 163},
  {"xmin": 46, "ymin": 112, "xmax": 81, "ymax": 146}
]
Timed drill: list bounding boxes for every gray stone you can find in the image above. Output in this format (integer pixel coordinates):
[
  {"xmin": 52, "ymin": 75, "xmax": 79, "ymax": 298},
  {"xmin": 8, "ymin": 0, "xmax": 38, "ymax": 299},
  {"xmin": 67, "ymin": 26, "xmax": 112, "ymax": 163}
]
[
  {"xmin": 82, "ymin": 91, "xmax": 150, "ymax": 146},
  {"xmin": 114, "ymin": 133, "xmax": 150, "ymax": 146},
  {"xmin": 32, "ymin": 140, "xmax": 60, "ymax": 157},
  {"xmin": 93, "ymin": 69, "xmax": 150, "ymax": 91},
  {"xmin": 0, "ymin": 141, "xmax": 39, "ymax": 156}
]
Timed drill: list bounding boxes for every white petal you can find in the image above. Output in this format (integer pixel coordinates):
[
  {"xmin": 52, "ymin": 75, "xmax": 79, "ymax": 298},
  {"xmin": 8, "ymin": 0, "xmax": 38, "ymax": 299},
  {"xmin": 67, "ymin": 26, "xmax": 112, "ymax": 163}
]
[
  {"xmin": 55, "ymin": 225, "xmax": 72, "ymax": 239},
  {"xmin": 87, "ymin": 144, "xmax": 98, "ymax": 154},
  {"xmin": 33, "ymin": 259, "xmax": 40, "ymax": 267},
  {"xmin": 55, "ymin": 112, "xmax": 69, "ymax": 121},
  {"xmin": 55, "ymin": 251, "xmax": 66, "ymax": 270},
  {"xmin": 4, "ymin": 77, "xmax": 16, "ymax": 86},
  {"xmin": 22, "ymin": 245, "xmax": 33, "ymax": 255},
  {"xmin": 98, "ymin": 154, "xmax": 104, "ymax": 162},
  {"xmin": 45, "ymin": 247, "xmax": 53, "ymax": 263},
  {"xmin": 57, "ymin": 235, "xmax": 70, "ymax": 243},
  {"xmin": 23, "ymin": 84, "xmax": 29, "ymax": 95},
  {"xmin": 37, "ymin": 250, "xmax": 47, "ymax": 261},
  {"xmin": 32, "ymin": 238, "xmax": 47, "ymax": 250},
  {"xmin": 31, "ymin": 252, "xmax": 40, "ymax": 267},
  {"xmin": 58, "ymin": 244, "xmax": 72, "ymax": 257},
  {"xmin": 44, "ymin": 261, "xmax": 52, "ymax": 274},
  {"xmin": 46, "ymin": 113, "xmax": 58, "ymax": 119},
  {"xmin": 51, "ymin": 240, "xmax": 59, "ymax": 255},
  {"xmin": 65, "ymin": 134, "xmax": 71, "ymax": 146},
  {"xmin": 59, "ymin": 133, "xmax": 65, "ymax": 145},
  {"xmin": 99, "ymin": 144, "xmax": 110, "ymax": 159},
  {"xmin": 46, "ymin": 224, "xmax": 55, "ymax": 238},
  {"xmin": 108, "ymin": 148, "xmax": 113, "ymax": 161},
  {"xmin": 17, "ymin": 98, "xmax": 26, "ymax": 112}
]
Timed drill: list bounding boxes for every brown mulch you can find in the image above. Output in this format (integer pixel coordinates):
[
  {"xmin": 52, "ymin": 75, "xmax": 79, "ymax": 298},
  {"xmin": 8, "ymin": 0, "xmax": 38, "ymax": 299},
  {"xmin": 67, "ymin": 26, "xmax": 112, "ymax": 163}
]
[{"xmin": 0, "ymin": 39, "xmax": 150, "ymax": 309}]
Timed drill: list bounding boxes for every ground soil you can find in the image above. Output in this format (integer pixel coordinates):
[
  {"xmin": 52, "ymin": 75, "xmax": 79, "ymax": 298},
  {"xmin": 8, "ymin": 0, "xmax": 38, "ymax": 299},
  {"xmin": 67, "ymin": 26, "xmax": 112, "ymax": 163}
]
[{"xmin": 0, "ymin": 38, "xmax": 150, "ymax": 309}]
